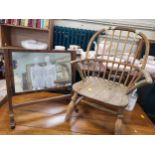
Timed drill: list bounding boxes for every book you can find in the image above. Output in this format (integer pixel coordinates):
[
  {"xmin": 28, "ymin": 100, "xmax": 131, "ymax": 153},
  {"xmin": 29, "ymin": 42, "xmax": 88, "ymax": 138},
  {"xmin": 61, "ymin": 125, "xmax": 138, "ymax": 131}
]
[
  {"xmin": 20, "ymin": 19, "xmax": 25, "ymax": 26},
  {"xmin": 14, "ymin": 19, "xmax": 18, "ymax": 25},
  {"xmin": 36, "ymin": 19, "xmax": 41, "ymax": 28},
  {"xmin": 17, "ymin": 19, "xmax": 21, "ymax": 25},
  {"xmin": 0, "ymin": 19, "xmax": 5, "ymax": 24},
  {"xmin": 32, "ymin": 19, "xmax": 37, "ymax": 28},
  {"xmin": 11, "ymin": 19, "xmax": 16, "ymax": 25},
  {"xmin": 4, "ymin": 19, "xmax": 8, "ymax": 24},
  {"xmin": 44, "ymin": 19, "xmax": 49, "ymax": 29},
  {"xmin": 3, "ymin": 19, "xmax": 50, "ymax": 29},
  {"xmin": 24, "ymin": 19, "xmax": 28, "ymax": 27},
  {"xmin": 28, "ymin": 19, "xmax": 32, "ymax": 27},
  {"xmin": 41, "ymin": 19, "xmax": 44, "ymax": 29}
]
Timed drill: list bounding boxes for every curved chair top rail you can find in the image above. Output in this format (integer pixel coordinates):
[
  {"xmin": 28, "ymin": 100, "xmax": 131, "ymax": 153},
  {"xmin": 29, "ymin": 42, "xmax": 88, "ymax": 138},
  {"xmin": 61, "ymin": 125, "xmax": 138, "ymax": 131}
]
[{"xmin": 86, "ymin": 26, "xmax": 150, "ymax": 69}]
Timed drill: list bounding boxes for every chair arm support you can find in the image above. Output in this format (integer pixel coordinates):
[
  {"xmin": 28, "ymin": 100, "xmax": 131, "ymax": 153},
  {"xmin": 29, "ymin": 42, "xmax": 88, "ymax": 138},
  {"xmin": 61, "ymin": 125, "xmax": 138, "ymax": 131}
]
[
  {"xmin": 126, "ymin": 70, "xmax": 153, "ymax": 94},
  {"xmin": 70, "ymin": 59, "xmax": 86, "ymax": 81},
  {"xmin": 76, "ymin": 63, "xmax": 85, "ymax": 80}
]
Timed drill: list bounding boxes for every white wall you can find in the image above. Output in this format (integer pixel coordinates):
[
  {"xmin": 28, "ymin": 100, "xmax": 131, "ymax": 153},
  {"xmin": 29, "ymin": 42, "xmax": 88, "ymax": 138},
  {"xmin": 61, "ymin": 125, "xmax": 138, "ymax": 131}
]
[{"xmin": 54, "ymin": 19, "xmax": 155, "ymax": 41}]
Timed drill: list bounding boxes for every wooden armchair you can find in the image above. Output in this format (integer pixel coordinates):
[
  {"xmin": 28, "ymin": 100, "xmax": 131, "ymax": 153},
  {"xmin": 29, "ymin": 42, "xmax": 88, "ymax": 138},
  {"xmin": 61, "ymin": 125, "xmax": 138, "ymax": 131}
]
[{"xmin": 65, "ymin": 26, "xmax": 153, "ymax": 134}]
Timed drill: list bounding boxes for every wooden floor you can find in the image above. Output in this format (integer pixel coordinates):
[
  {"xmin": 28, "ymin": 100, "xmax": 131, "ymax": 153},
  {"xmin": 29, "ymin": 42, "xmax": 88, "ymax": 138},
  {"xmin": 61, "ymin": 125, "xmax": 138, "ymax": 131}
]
[{"xmin": 0, "ymin": 92, "xmax": 155, "ymax": 135}]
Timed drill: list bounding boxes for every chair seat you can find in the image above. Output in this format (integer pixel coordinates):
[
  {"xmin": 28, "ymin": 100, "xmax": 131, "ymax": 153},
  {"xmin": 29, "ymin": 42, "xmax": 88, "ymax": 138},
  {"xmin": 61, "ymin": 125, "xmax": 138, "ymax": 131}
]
[{"xmin": 73, "ymin": 77, "xmax": 129, "ymax": 107}]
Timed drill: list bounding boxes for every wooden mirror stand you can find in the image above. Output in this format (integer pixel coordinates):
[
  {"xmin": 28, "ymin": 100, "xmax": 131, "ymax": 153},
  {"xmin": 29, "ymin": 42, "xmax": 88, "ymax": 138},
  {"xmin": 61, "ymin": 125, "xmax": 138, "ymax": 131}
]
[{"xmin": 3, "ymin": 49, "xmax": 76, "ymax": 129}]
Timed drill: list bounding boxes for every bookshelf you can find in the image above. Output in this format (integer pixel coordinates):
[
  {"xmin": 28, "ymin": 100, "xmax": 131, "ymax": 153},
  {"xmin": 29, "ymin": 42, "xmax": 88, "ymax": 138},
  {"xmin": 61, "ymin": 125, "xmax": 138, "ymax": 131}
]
[
  {"xmin": 0, "ymin": 19, "xmax": 54, "ymax": 50},
  {"xmin": 3, "ymin": 24, "xmax": 49, "ymax": 31}
]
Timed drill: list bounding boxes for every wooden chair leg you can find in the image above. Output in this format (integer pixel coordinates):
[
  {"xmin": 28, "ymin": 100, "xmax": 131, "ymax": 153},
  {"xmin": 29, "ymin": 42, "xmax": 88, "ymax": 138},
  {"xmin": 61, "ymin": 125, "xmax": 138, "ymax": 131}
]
[
  {"xmin": 114, "ymin": 112, "xmax": 123, "ymax": 135},
  {"xmin": 65, "ymin": 92, "xmax": 78, "ymax": 122},
  {"xmin": 74, "ymin": 96, "xmax": 84, "ymax": 113}
]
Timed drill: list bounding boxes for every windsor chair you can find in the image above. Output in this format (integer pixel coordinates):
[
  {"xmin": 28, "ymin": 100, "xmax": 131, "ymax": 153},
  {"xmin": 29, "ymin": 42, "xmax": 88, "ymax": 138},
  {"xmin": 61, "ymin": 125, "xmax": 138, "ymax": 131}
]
[{"xmin": 65, "ymin": 26, "xmax": 152, "ymax": 134}]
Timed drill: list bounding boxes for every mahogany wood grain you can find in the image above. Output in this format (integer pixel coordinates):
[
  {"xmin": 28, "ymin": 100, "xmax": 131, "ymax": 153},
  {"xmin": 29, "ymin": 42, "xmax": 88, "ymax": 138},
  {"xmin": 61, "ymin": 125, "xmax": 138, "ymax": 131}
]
[{"xmin": 0, "ymin": 92, "xmax": 154, "ymax": 135}]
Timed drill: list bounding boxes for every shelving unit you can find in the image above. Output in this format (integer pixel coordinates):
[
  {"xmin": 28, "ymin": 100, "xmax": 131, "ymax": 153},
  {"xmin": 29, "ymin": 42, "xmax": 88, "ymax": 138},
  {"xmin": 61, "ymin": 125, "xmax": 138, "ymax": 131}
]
[
  {"xmin": 0, "ymin": 19, "xmax": 54, "ymax": 50},
  {"xmin": 0, "ymin": 19, "xmax": 78, "ymax": 129}
]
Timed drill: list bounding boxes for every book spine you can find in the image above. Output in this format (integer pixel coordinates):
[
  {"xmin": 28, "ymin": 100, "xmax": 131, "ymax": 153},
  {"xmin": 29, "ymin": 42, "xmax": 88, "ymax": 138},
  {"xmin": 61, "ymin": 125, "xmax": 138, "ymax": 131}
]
[
  {"xmin": 24, "ymin": 19, "xmax": 28, "ymax": 27},
  {"xmin": 15, "ymin": 19, "xmax": 17, "ymax": 25},
  {"xmin": 11, "ymin": 19, "xmax": 15, "ymax": 25},
  {"xmin": 8, "ymin": 19, "xmax": 11, "ymax": 24},
  {"xmin": 44, "ymin": 19, "xmax": 49, "ymax": 29},
  {"xmin": 28, "ymin": 19, "xmax": 32, "ymax": 27},
  {"xmin": 20, "ymin": 19, "xmax": 25, "ymax": 26},
  {"xmin": 14, "ymin": 19, "xmax": 17, "ymax": 25},
  {"xmin": 36, "ymin": 19, "xmax": 39, "ymax": 28},
  {"xmin": 36, "ymin": 19, "xmax": 40, "ymax": 28},
  {"xmin": 17, "ymin": 19, "xmax": 20, "ymax": 25},
  {"xmin": 0, "ymin": 19, "xmax": 5, "ymax": 24},
  {"xmin": 4, "ymin": 19, "xmax": 8, "ymax": 24},
  {"xmin": 14, "ymin": 19, "xmax": 16, "ymax": 25},
  {"xmin": 41, "ymin": 19, "xmax": 44, "ymax": 29},
  {"xmin": 33, "ymin": 19, "xmax": 37, "ymax": 28},
  {"xmin": 17, "ymin": 19, "xmax": 19, "ymax": 25}
]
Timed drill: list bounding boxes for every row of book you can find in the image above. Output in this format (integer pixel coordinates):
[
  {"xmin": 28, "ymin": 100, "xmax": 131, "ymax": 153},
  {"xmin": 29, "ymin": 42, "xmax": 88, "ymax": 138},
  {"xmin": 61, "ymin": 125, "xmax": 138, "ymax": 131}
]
[{"xmin": 3, "ymin": 19, "xmax": 50, "ymax": 29}]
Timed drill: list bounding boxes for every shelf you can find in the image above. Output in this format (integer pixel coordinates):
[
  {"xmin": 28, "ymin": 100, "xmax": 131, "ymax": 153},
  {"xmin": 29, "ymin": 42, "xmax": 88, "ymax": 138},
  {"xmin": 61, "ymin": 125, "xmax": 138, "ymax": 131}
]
[
  {"xmin": 0, "ymin": 46, "xmax": 39, "ymax": 51},
  {"xmin": 0, "ymin": 46, "xmax": 52, "ymax": 52},
  {"xmin": 1, "ymin": 24, "xmax": 49, "ymax": 32},
  {"xmin": 0, "ymin": 46, "xmax": 25, "ymax": 50}
]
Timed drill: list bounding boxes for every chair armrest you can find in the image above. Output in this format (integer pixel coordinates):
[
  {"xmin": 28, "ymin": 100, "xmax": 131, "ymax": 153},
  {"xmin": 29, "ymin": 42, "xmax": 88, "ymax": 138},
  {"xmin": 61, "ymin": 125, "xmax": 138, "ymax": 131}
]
[
  {"xmin": 71, "ymin": 59, "xmax": 84, "ymax": 64},
  {"xmin": 126, "ymin": 70, "xmax": 153, "ymax": 94},
  {"xmin": 141, "ymin": 70, "xmax": 153, "ymax": 84}
]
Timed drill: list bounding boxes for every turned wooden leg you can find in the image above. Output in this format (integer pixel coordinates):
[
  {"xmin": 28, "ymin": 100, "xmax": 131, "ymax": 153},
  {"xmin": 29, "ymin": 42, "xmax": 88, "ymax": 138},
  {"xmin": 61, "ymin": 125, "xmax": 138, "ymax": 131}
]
[
  {"xmin": 115, "ymin": 111, "xmax": 124, "ymax": 135},
  {"xmin": 74, "ymin": 96, "xmax": 84, "ymax": 113},
  {"xmin": 10, "ymin": 113, "xmax": 15, "ymax": 129},
  {"xmin": 65, "ymin": 92, "xmax": 78, "ymax": 122},
  {"xmin": 8, "ymin": 97, "xmax": 15, "ymax": 129},
  {"xmin": 4, "ymin": 51, "xmax": 16, "ymax": 129}
]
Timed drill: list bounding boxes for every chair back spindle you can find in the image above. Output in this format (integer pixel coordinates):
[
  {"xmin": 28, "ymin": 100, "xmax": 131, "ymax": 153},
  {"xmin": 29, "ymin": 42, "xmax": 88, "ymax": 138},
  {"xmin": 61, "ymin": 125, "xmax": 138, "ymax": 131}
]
[{"xmin": 78, "ymin": 27, "xmax": 150, "ymax": 89}]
